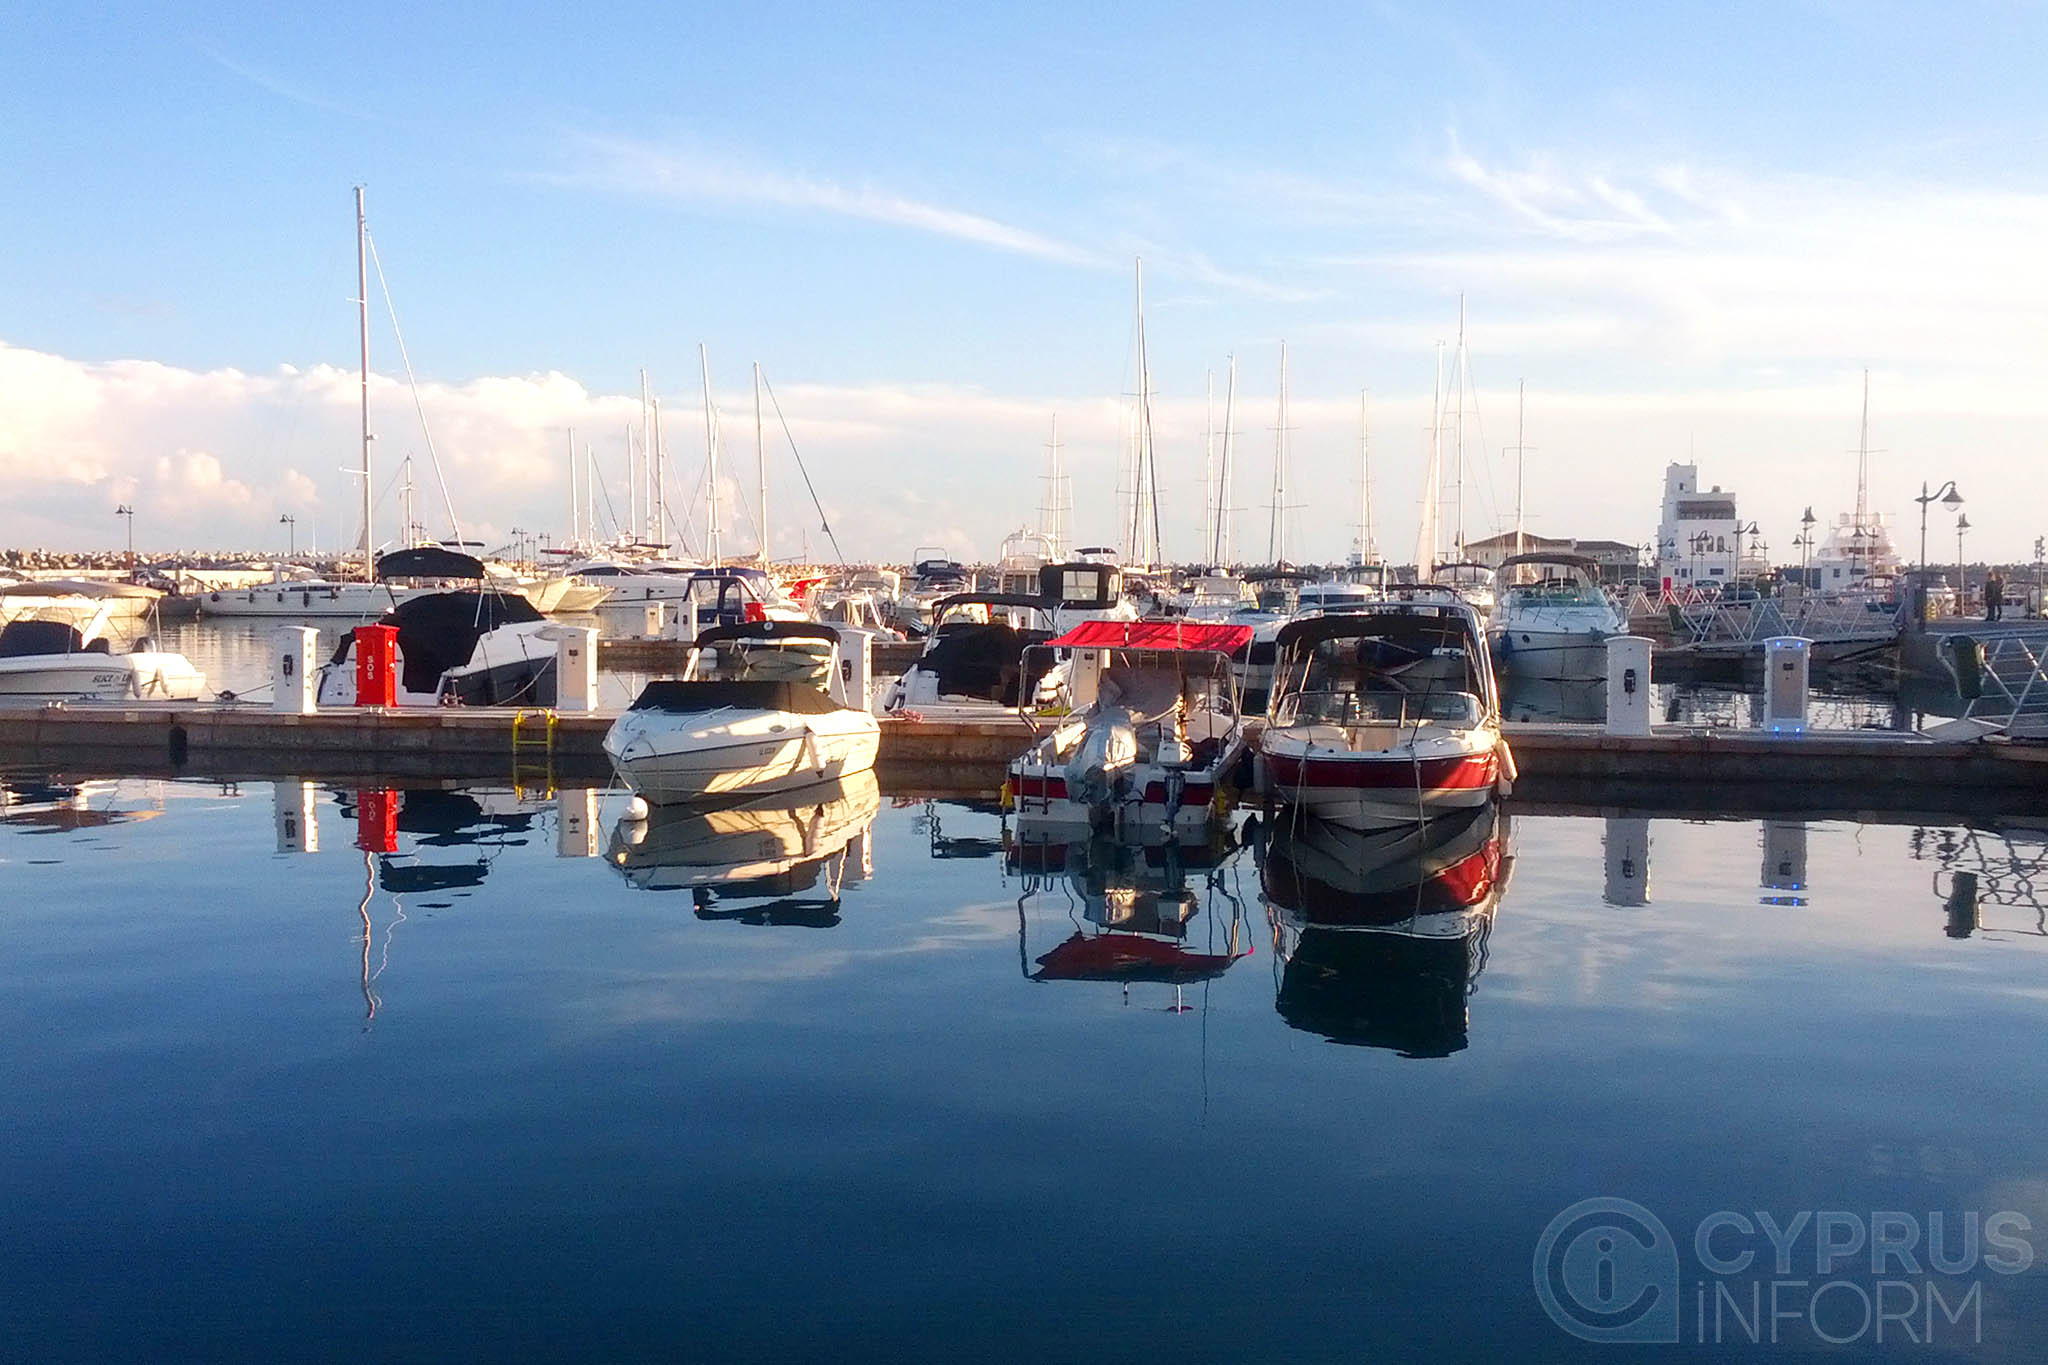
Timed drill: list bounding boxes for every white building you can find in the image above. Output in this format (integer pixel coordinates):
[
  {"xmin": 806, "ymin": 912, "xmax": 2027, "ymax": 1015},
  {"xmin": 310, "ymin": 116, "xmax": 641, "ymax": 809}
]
[{"xmin": 1653, "ymin": 463, "xmax": 1765, "ymax": 590}]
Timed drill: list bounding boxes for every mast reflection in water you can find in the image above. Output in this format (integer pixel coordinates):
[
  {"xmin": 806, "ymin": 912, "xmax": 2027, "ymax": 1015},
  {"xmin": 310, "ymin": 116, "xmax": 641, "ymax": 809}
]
[{"xmin": 1258, "ymin": 802, "xmax": 1513, "ymax": 1057}]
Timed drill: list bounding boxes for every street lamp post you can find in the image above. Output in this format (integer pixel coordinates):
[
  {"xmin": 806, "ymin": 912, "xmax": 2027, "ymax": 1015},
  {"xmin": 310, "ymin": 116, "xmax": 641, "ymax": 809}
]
[
  {"xmin": 115, "ymin": 504, "xmax": 134, "ymax": 568},
  {"xmin": 1798, "ymin": 506, "xmax": 1817, "ymax": 587},
  {"xmin": 1915, "ymin": 480, "xmax": 1964, "ymax": 572},
  {"xmin": 279, "ymin": 513, "xmax": 296, "ymax": 557},
  {"xmin": 1956, "ymin": 513, "xmax": 1972, "ymax": 617},
  {"xmin": 1734, "ymin": 520, "xmax": 1758, "ymax": 588}
]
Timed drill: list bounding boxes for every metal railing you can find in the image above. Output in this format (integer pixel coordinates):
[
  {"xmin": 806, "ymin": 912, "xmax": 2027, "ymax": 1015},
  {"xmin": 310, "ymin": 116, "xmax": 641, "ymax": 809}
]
[{"xmin": 1957, "ymin": 631, "xmax": 2048, "ymax": 737}]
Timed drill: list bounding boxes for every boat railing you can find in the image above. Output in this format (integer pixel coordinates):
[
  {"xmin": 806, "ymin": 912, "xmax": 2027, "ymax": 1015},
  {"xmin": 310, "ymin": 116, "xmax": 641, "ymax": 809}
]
[{"xmin": 1677, "ymin": 593, "xmax": 1906, "ymax": 645}]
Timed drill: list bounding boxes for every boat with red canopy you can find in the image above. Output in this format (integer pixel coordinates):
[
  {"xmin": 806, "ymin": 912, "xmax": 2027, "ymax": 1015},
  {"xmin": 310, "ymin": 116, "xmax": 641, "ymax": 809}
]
[{"xmin": 1007, "ymin": 619, "xmax": 1253, "ymax": 842}]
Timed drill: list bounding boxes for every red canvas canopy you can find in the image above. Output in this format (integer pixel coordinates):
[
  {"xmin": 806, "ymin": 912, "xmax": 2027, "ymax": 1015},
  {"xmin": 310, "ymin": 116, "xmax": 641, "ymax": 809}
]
[{"xmin": 1047, "ymin": 620, "xmax": 1253, "ymax": 652}]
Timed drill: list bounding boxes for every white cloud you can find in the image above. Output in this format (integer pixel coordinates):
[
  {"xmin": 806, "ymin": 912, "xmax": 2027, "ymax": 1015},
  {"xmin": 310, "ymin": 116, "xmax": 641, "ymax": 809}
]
[{"xmin": 551, "ymin": 135, "xmax": 1108, "ymax": 269}]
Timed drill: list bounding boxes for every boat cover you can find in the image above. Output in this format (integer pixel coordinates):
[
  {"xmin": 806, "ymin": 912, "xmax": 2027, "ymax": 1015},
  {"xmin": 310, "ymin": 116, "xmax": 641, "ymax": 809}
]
[
  {"xmin": 384, "ymin": 591, "xmax": 544, "ymax": 694},
  {"xmin": 1047, "ymin": 620, "xmax": 1253, "ymax": 653},
  {"xmin": 376, "ymin": 546, "xmax": 487, "ymax": 580},
  {"xmin": 0, "ymin": 620, "xmax": 104, "ymax": 657}
]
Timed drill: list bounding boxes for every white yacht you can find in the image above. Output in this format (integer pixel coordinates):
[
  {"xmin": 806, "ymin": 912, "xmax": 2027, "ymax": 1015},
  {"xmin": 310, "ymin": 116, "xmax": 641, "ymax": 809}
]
[
  {"xmin": 1487, "ymin": 553, "xmax": 1625, "ymax": 681},
  {"xmin": 604, "ymin": 621, "xmax": 880, "ymax": 803},
  {"xmin": 0, "ymin": 615, "xmax": 206, "ymax": 703}
]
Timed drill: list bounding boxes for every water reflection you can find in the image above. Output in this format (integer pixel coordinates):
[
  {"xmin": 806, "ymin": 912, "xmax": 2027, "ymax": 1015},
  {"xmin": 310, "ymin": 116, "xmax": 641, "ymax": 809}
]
[
  {"xmin": 605, "ymin": 770, "xmax": 880, "ymax": 925},
  {"xmin": 1602, "ymin": 816, "xmax": 1650, "ymax": 906},
  {"xmin": 0, "ymin": 776, "xmax": 162, "ymax": 830},
  {"xmin": 1912, "ymin": 818, "xmax": 2048, "ymax": 940},
  {"xmin": 1257, "ymin": 804, "xmax": 1512, "ymax": 1058},
  {"xmin": 1759, "ymin": 820, "xmax": 1809, "ymax": 905},
  {"xmin": 1011, "ymin": 833, "xmax": 1252, "ymax": 1006}
]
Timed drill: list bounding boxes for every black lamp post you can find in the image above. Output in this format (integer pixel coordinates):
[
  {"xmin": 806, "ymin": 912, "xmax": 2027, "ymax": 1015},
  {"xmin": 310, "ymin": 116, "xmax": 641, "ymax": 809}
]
[
  {"xmin": 1915, "ymin": 481, "xmax": 1963, "ymax": 572},
  {"xmin": 1956, "ymin": 513, "xmax": 1971, "ymax": 612},
  {"xmin": 279, "ymin": 513, "xmax": 296, "ymax": 556},
  {"xmin": 115, "ymin": 504, "xmax": 135, "ymax": 568}
]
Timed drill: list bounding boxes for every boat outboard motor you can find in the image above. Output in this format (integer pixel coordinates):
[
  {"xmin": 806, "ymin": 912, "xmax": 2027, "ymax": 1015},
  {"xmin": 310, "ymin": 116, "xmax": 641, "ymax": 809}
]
[{"xmin": 1064, "ymin": 706, "xmax": 1138, "ymax": 815}]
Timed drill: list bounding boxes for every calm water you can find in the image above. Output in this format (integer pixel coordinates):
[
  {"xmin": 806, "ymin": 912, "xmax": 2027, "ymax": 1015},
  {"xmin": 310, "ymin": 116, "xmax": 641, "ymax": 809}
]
[{"xmin": 4, "ymin": 776, "xmax": 2047, "ymax": 1361}]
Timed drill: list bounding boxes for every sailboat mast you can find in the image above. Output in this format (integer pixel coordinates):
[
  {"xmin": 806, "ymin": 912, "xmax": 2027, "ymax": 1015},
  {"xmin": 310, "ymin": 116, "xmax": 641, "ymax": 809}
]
[
  {"xmin": 1269, "ymin": 341, "xmax": 1289, "ymax": 565},
  {"xmin": 1041, "ymin": 413, "xmax": 1066, "ymax": 557},
  {"xmin": 1416, "ymin": 342, "xmax": 1444, "ymax": 580},
  {"xmin": 1453, "ymin": 294, "xmax": 1467, "ymax": 562},
  {"xmin": 1855, "ymin": 367, "xmax": 1871, "ymax": 537},
  {"xmin": 1514, "ymin": 379, "xmax": 1526, "ymax": 559},
  {"xmin": 1202, "ymin": 368, "xmax": 1215, "ymax": 565},
  {"xmin": 754, "ymin": 361, "xmax": 767, "ymax": 562},
  {"xmin": 635, "ymin": 371, "xmax": 648, "ymax": 544},
  {"xmin": 700, "ymin": 343, "xmax": 720, "ymax": 565},
  {"xmin": 1133, "ymin": 257, "xmax": 1158, "ymax": 568},
  {"xmin": 355, "ymin": 185, "xmax": 373, "ymax": 583},
  {"xmin": 1357, "ymin": 389, "xmax": 1373, "ymax": 566},
  {"xmin": 1214, "ymin": 355, "xmax": 1236, "ymax": 565}
]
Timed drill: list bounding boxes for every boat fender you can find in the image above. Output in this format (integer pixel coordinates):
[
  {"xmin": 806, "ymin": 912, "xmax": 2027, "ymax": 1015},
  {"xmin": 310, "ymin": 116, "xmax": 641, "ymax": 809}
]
[
  {"xmin": 1945, "ymin": 635, "xmax": 1986, "ymax": 701},
  {"xmin": 1495, "ymin": 736, "xmax": 1518, "ymax": 797}
]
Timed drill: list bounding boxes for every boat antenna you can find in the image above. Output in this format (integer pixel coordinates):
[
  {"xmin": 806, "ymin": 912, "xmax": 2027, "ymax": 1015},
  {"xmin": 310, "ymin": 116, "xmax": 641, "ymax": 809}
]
[
  {"xmin": 700, "ymin": 344, "xmax": 720, "ymax": 566},
  {"xmin": 755, "ymin": 361, "xmax": 768, "ymax": 562},
  {"xmin": 1213, "ymin": 354, "xmax": 1236, "ymax": 565}
]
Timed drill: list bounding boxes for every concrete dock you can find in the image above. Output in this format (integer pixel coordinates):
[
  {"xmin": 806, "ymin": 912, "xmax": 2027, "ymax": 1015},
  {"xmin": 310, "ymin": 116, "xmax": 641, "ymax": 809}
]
[{"xmin": 1, "ymin": 702, "xmax": 2043, "ymax": 809}]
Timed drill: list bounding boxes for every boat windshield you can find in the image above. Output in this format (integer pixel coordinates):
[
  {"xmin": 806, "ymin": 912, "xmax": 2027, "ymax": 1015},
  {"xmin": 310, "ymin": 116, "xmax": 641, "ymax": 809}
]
[
  {"xmin": 694, "ymin": 640, "xmax": 836, "ymax": 689},
  {"xmin": 1274, "ymin": 634, "xmax": 1483, "ymax": 729},
  {"xmin": 1501, "ymin": 576, "xmax": 1605, "ymax": 607}
]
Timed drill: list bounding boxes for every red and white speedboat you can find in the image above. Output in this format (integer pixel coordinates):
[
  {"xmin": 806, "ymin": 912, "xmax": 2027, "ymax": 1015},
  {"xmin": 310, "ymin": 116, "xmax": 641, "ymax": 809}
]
[{"xmin": 1258, "ymin": 589, "xmax": 1512, "ymax": 829}]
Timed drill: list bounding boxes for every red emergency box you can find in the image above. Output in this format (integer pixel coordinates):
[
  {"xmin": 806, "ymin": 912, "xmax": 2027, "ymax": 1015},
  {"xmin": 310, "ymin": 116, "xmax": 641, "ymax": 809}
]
[
  {"xmin": 355, "ymin": 787, "xmax": 399, "ymax": 853},
  {"xmin": 354, "ymin": 624, "xmax": 399, "ymax": 706}
]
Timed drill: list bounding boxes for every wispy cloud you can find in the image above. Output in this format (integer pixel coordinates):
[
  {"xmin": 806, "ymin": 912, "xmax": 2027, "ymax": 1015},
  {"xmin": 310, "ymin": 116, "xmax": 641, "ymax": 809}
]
[
  {"xmin": 193, "ymin": 41, "xmax": 360, "ymax": 118},
  {"xmin": 551, "ymin": 135, "xmax": 1109, "ymax": 268}
]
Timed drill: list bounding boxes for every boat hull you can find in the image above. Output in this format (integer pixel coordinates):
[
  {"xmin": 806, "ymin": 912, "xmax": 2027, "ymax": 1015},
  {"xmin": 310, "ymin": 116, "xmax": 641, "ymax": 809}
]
[
  {"xmin": 605, "ymin": 709, "xmax": 881, "ymax": 804},
  {"xmin": 0, "ymin": 652, "xmax": 207, "ymax": 703},
  {"xmin": 1260, "ymin": 735, "xmax": 1500, "ymax": 828},
  {"xmin": 1489, "ymin": 627, "xmax": 1614, "ymax": 681},
  {"xmin": 199, "ymin": 584, "xmax": 420, "ymax": 618}
]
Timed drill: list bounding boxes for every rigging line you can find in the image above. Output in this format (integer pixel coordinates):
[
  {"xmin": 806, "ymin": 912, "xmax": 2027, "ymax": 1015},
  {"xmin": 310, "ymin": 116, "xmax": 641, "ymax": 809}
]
[
  {"xmin": 590, "ymin": 459, "xmax": 622, "ymax": 539},
  {"xmin": 363, "ymin": 230, "xmax": 465, "ymax": 548},
  {"xmin": 759, "ymin": 370, "xmax": 847, "ymax": 564}
]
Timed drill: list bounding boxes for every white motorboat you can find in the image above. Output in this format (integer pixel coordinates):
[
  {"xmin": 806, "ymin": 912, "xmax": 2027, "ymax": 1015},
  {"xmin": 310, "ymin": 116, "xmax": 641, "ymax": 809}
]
[
  {"xmin": 316, "ymin": 588, "xmax": 561, "ymax": 706},
  {"xmin": 890, "ymin": 550, "xmax": 973, "ymax": 636},
  {"xmin": 1428, "ymin": 561, "xmax": 1497, "ymax": 621},
  {"xmin": 604, "ymin": 621, "xmax": 880, "ymax": 804},
  {"xmin": 874, "ymin": 592, "xmax": 1058, "ymax": 719},
  {"xmin": 0, "ymin": 616, "xmax": 206, "ymax": 703},
  {"xmin": 198, "ymin": 577, "xmax": 421, "ymax": 619},
  {"xmin": 1487, "ymin": 553, "xmax": 1625, "ymax": 681},
  {"xmin": 1007, "ymin": 619, "xmax": 1252, "ymax": 842},
  {"xmin": 1258, "ymin": 589, "xmax": 1511, "ymax": 829}
]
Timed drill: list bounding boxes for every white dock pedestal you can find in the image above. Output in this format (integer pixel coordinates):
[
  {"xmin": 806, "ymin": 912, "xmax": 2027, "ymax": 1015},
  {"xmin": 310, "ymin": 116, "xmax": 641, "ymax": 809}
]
[
  {"xmin": 1763, "ymin": 637, "xmax": 1811, "ymax": 735},
  {"xmin": 547, "ymin": 626, "xmax": 599, "ymax": 712},
  {"xmin": 1605, "ymin": 635, "xmax": 1652, "ymax": 737},
  {"xmin": 272, "ymin": 626, "xmax": 320, "ymax": 713}
]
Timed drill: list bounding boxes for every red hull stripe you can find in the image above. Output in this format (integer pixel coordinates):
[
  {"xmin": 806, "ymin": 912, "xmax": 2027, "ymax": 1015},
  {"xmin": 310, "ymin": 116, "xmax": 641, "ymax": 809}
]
[{"xmin": 1267, "ymin": 750, "xmax": 1497, "ymax": 791}]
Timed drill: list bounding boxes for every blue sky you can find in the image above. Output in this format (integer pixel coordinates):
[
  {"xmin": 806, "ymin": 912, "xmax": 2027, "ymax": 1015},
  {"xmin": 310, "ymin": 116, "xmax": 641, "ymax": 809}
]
[{"xmin": 5, "ymin": 2, "xmax": 2046, "ymax": 562}]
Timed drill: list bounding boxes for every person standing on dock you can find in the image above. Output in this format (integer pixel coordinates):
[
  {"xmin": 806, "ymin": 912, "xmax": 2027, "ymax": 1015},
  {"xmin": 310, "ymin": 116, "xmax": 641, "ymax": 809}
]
[{"xmin": 1984, "ymin": 569, "xmax": 2004, "ymax": 623}]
